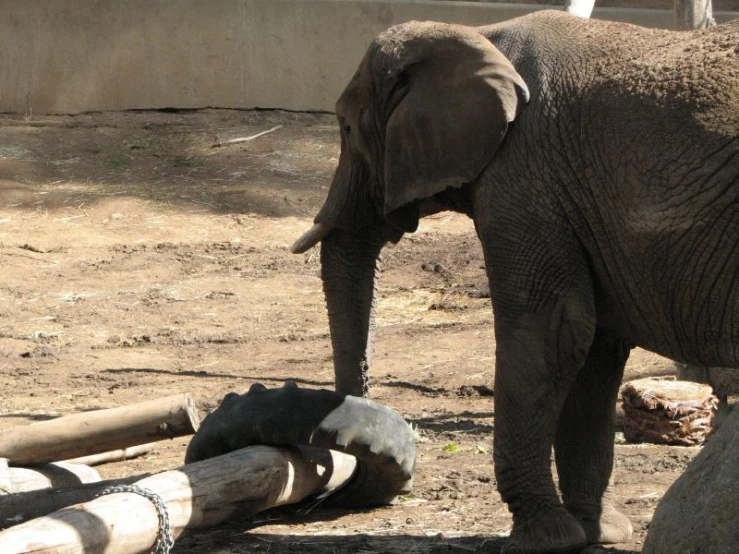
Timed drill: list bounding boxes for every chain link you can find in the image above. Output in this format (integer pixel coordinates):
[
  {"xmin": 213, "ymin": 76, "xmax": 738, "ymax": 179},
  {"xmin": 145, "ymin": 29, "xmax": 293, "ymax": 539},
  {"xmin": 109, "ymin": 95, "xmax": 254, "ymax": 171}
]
[{"xmin": 97, "ymin": 484, "xmax": 175, "ymax": 554}]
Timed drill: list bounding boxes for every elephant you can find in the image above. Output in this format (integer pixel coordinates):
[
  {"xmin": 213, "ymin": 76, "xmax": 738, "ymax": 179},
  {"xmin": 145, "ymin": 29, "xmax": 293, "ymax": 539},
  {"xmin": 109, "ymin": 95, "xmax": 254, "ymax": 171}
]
[{"xmin": 291, "ymin": 10, "xmax": 739, "ymax": 554}]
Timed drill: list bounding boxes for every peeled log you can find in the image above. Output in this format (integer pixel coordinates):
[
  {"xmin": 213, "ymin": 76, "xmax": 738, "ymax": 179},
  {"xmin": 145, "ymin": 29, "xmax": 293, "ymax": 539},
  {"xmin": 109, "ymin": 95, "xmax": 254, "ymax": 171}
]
[
  {"xmin": 0, "ymin": 445, "xmax": 357, "ymax": 554},
  {"xmin": 0, "ymin": 459, "xmax": 100, "ymax": 494},
  {"xmin": 0, "ymin": 475, "xmax": 146, "ymax": 529},
  {"xmin": 0, "ymin": 395, "xmax": 199, "ymax": 465},
  {"xmin": 621, "ymin": 378, "xmax": 718, "ymax": 446},
  {"xmin": 64, "ymin": 443, "xmax": 156, "ymax": 466}
]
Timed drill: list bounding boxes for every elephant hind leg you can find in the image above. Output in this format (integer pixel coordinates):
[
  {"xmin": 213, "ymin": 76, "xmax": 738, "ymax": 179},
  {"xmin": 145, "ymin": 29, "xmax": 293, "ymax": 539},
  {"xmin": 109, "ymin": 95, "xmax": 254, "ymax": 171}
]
[{"xmin": 555, "ymin": 326, "xmax": 633, "ymax": 545}]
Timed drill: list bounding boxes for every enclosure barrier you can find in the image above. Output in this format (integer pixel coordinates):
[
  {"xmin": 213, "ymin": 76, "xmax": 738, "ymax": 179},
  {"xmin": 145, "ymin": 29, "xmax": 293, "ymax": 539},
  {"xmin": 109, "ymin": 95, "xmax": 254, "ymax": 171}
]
[{"xmin": 1, "ymin": 0, "xmax": 737, "ymax": 115}]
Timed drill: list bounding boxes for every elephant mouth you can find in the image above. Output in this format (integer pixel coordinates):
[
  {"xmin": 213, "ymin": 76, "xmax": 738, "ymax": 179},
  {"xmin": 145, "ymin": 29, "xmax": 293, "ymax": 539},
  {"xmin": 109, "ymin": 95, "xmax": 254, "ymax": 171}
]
[{"xmin": 290, "ymin": 222, "xmax": 334, "ymax": 254}]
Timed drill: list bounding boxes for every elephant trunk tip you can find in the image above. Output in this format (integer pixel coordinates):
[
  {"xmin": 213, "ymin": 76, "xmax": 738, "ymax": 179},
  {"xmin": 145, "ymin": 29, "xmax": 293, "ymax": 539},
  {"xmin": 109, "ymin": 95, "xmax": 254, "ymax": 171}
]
[{"xmin": 290, "ymin": 222, "xmax": 333, "ymax": 254}]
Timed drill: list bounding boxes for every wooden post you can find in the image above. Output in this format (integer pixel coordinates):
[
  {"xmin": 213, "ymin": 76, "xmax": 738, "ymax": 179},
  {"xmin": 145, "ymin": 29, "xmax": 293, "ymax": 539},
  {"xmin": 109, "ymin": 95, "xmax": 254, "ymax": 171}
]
[
  {"xmin": 564, "ymin": 0, "xmax": 595, "ymax": 19},
  {"xmin": 674, "ymin": 0, "xmax": 716, "ymax": 30},
  {"xmin": 0, "ymin": 445, "xmax": 358, "ymax": 554},
  {"xmin": 0, "ymin": 395, "xmax": 199, "ymax": 465}
]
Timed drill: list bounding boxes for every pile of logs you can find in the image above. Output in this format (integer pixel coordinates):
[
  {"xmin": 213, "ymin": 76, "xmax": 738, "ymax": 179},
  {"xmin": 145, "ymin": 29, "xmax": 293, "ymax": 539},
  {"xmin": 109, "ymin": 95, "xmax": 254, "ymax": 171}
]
[{"xmin": 0, "ymin": 394, "xmax": 357, "ymax": 554}]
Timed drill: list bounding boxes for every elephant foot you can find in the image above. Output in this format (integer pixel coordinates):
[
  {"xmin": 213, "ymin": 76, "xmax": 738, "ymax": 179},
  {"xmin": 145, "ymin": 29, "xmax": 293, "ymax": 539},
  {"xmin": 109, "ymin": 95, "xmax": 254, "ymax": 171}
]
[
  {"xmin": 567, "ymin": 502, "xmax": 633, "ymax": 545},
  {"xmin": 502, "ymin": 506, "xmax": 587, "ymax": 554}
]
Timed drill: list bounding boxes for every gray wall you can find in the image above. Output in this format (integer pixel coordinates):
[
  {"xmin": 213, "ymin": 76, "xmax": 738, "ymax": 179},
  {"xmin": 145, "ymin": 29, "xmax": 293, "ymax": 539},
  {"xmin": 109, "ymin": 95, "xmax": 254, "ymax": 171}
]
[{"xmin": 1, "ymin": 0, "xmax": 736, "ymax": 114}]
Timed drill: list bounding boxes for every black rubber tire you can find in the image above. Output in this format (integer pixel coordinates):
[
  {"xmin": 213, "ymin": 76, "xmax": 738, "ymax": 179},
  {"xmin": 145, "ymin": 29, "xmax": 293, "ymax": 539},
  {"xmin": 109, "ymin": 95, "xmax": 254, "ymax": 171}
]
[{"xmin": 185, "ymin": 382, "xmax": 416, "ymax": 507}]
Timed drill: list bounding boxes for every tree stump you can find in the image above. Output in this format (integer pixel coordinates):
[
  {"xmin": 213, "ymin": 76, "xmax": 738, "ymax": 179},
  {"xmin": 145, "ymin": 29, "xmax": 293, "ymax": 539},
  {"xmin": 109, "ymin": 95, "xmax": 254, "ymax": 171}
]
[{"xmin": 621, "ymin": 378, "xmax": 718, "ymax": 446}]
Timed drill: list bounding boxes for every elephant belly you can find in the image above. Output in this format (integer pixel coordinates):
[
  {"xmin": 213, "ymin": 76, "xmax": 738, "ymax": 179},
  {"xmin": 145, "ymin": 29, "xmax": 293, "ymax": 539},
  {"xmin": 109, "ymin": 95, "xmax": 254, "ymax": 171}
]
[{"xmin": 591, "ymin": 239, "xmax": 739, "ymax": 370}]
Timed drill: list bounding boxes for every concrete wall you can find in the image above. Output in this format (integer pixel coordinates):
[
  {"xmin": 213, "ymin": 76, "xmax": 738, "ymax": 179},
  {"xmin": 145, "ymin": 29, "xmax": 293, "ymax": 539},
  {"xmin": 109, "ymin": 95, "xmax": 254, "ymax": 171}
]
[{"xmin": 1, "ymin": 0, "xmax": 736, "ymax": 114}]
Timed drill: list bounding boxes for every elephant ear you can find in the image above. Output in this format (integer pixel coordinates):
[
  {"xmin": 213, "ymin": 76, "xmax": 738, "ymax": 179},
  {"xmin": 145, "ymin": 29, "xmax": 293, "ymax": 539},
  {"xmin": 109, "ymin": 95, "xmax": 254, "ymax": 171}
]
[{"xmin": 379, "ymin": 22, "xmax": 529, "ymax": 231}]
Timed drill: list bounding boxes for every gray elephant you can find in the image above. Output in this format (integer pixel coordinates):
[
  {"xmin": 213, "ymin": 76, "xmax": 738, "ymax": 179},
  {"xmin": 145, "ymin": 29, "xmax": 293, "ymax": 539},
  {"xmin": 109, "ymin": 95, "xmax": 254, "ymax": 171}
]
[{"xmin": 292, "ymin": 10, "xmax": 739, "ymax": 554}]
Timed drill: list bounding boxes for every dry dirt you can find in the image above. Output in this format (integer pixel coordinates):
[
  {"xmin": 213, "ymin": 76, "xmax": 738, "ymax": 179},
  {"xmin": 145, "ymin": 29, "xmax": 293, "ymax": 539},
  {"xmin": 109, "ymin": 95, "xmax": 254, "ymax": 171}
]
[{"xmin": 0, "ymin": 110, "xmax": 702, "ymax": 553}]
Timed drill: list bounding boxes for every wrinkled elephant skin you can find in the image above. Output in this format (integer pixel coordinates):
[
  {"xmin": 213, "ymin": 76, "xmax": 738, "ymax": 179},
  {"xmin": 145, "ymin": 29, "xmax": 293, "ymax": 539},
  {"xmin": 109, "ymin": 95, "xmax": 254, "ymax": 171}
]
[{"xmin": 292, "ymin": 11, "xmax": 739, "ymax": 554}]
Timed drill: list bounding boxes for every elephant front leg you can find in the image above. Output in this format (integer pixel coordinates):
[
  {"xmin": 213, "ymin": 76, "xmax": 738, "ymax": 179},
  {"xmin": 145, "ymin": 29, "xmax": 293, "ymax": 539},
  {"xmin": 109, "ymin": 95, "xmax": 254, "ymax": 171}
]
[
  {"xmin": 555, "ymin": 326, "xmax": 633, "ymax": 545},
  {"xmin": 494, "ymin": 302, "xmax": 596, "ymax": 554},
  {"xmin": 475, "ymin": 198, "xmax": 600, "ymax": 553}
]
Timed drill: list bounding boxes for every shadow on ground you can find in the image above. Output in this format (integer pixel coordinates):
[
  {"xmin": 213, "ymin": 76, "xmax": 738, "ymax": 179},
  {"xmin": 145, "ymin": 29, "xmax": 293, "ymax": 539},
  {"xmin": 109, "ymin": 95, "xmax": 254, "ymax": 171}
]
[
  {"xmin": 0, "ymin": 109, "xmax": 338, "ymax": 218},
  {"xmin": 176, "ymin": 529, "xmax": 507, "ymax": 554},
  {"xmin": 176, "ymin": 523, "xmax": 635, "ymax": 554}
]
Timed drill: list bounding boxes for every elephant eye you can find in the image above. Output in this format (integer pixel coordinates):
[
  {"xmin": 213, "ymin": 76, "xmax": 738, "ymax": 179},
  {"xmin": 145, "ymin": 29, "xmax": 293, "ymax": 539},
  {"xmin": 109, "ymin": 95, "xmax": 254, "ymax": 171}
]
[{"xmin": 342, "ymin": 123, "xmax": 351, "ymax": 135}]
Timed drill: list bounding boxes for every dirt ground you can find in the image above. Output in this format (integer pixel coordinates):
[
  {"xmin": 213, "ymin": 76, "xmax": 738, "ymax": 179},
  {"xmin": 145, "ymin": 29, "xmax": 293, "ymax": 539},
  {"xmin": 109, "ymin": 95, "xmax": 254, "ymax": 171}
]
[{"xmin": 0, "ymin": 110, "xmax": 704, "ymax": 553}]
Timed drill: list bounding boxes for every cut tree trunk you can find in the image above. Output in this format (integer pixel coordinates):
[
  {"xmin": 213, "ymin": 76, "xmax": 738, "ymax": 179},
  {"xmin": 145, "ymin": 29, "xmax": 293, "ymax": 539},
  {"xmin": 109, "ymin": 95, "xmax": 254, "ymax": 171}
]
[
  {"xmin": 674, "ymin": 0, "xmax": 716, "ymax": 29},
  {"xmin": 0, "ymin": 445, "xmax": 358, "ymax": 554},
  {"xmin": 0, "ymin": 474, "xmax": 146, "ymax": 529},
  {"xmin": 0, "ymin": 459, "xmax": 100, "ymax": 494},
  {"xmin": 64, "ymin": 443, "xmax": 156, "ymax": 466},
  {"xmin": 0, "ymin": 395, "xmax": 199, "ymax": 465},
  {"xmin": 621, "ymin": 378, "xmax": 718, "ymax": 446}
]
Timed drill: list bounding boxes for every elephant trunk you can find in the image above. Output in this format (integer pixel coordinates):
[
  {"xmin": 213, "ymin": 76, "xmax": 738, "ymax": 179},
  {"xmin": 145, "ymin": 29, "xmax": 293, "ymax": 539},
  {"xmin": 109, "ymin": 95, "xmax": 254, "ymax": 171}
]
[{"xmin": 320, "ymin": 228, "xmax": 385, "ymax": 397}]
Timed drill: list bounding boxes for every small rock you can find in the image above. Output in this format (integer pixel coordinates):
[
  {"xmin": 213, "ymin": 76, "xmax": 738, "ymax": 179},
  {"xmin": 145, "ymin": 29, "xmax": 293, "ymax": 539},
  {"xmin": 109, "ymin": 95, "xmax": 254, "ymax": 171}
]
[
  {"xmin": 643, "ymin": 403, "xmax": 739, "ymax": 553},
  {"xmin": 421, "ymin": 262, "xmax": 445, "ymax": 273}
]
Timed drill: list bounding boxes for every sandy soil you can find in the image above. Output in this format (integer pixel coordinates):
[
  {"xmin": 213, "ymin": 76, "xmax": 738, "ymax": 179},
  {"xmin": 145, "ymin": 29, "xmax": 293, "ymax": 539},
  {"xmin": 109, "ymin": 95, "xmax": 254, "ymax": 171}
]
[{"xmin": 0, "ymin": 110, "xmax": 701, "ymax": 553}]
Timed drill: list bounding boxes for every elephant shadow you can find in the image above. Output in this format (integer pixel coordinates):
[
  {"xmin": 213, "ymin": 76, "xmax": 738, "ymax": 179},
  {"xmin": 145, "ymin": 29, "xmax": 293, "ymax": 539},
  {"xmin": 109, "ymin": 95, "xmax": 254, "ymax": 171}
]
[{"xmin": 175, "ymin": 518, "xmax": 636, "ymax": 553}]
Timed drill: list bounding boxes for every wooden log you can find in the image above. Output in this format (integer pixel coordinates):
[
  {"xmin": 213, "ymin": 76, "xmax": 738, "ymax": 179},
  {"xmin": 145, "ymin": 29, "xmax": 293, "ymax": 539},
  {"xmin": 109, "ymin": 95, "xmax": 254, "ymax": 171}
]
[
  {"xmin": 0, "ymin": 458, "xmax": 101, "ymax": 494},
  {"xmin": 64, "ymin": 443, "xmax": 156, "ymax": 466},
  {"xmin": 621, "ymin": 377, "xmax": 718, "ymax": 446},
  {"xmin": 0, "ymin": 445, "xmax": 358, "ymax": 554},
  {"xmin": 674, "ymin": 0, "xmax": 716, "ymax": 30},
  {"xmin": 0, "ymin": 395, "xmax": 200, "ymax": 465},
  {"xmin": 0, "ymin": 474, "xmax": 146, "ymax": 529}
]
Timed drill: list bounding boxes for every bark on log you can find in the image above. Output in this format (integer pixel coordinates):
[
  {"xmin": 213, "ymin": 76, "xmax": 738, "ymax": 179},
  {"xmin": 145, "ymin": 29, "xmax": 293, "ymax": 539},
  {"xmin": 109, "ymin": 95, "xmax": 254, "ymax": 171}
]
[
  {"xmin": 0, "ymin": 474, "xmax": 146, "ymax": 529},
  {"xmin": 0, "ymin": 459, "xmax": 100, "ymax": 494},
  {"xmin": 0, "ymin": 395, "xmax": 200, "ymax": 465},
  {"xmin": 621, "ymin": 378, "xmax": 718, "ymax": 446},
  {"xmin": 64, "ymin": 443, "xmax": 156, "ymax": 466},
  {"xmin": 674, "ymin": 0, "xmax": 716, "ymax": 29},
  {"xmin": 0, "ymin": 445, "xmax": 357, "ymax": 554}
]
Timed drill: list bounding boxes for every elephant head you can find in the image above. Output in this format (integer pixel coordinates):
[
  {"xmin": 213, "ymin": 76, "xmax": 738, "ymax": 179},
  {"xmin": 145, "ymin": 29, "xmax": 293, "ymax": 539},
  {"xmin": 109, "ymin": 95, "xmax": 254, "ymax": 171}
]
[{"xmin": 291, "ymin": 21, "xmax": 528, "ymax": 397}]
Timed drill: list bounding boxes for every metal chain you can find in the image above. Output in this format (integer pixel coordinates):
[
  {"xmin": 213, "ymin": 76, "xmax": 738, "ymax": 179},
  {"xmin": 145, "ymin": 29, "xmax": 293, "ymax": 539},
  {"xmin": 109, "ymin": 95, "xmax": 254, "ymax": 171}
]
[{"xmin": 97, "ymin": 484, "xmax": 175, "ymax": 554}]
